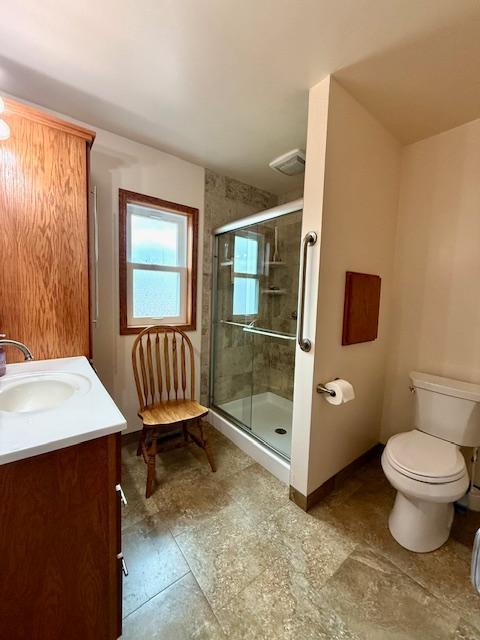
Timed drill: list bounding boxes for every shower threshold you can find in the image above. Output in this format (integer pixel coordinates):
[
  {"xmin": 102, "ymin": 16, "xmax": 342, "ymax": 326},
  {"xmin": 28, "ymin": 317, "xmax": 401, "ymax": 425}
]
[{"xmin": 209, "ymin": 392, "xmax": 292, "ymax": 483}]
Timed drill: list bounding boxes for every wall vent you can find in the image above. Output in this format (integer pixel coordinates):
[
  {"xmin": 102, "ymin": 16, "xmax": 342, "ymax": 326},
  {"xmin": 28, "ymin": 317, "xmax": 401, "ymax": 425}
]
[{"xmin": 269, "ymin": 148, "xmax": 306, "ymax": 176}]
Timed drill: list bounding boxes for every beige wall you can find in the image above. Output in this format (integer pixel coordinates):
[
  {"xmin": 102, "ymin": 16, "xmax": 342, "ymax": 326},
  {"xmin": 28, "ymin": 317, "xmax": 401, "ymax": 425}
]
[
  {"xmin": 298, "ymin": 83, "xmax": 480, "ymax": 496},
  {"xmin": 290, "ymin": 77, "xmax": 331, "ymax": 495},
  {"xmin": 292, "ymin": 77, "xmax": 401, "ymax": 495},
  {"xmin": 381, "ymin": 118, "xmax": 480, "ymax": 442},
  {"xmin": 91, "ymin": 131, "xmax": 205, "ymax": 434}
]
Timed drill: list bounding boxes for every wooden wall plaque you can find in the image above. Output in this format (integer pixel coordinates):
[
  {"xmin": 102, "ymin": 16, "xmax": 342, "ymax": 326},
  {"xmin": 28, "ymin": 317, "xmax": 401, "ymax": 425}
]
[{"xmin": 342, "ymin": 271, "xmax": 381, "ymax": 345}]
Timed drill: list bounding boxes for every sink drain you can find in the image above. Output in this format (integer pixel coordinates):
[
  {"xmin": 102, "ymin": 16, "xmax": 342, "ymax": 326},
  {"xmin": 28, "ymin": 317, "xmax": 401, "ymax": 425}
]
[{"xmin": 274, "ymin": 428, "xmax": 287, "ymax": 435}]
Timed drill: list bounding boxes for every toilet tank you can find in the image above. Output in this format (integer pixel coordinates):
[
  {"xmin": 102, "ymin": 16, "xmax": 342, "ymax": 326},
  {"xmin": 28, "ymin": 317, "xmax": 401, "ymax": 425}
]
[{"xmin": 410, "ymin": 371, "xmax": 480, "ymax": 447}]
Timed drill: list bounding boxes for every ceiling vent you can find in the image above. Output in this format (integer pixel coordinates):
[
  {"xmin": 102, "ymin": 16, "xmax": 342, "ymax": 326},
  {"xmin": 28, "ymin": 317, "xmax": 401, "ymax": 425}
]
[{"xmin": 269, "ymin": 148, "xmax": 306, "ymax": 176}]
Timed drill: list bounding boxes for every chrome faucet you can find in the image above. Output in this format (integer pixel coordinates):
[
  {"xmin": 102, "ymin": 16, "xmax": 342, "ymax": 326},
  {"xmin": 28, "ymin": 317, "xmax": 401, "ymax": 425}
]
[{"xmin": 0, "ymin": 339, "xmax": 34, "ymax": 361}]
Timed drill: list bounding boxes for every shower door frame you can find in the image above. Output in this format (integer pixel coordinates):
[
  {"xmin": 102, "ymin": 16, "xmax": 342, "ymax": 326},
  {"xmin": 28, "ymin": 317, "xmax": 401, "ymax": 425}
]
[{"xmin": 209, "ymin": 198, "xmax": 304, "ymax": 460}]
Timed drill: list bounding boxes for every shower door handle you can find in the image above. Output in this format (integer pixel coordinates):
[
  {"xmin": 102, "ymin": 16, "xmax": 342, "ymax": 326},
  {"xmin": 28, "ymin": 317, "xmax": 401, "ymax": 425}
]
[{"xmin": 298, "ymin": 231, "xmax": 317, "ymax": 352}]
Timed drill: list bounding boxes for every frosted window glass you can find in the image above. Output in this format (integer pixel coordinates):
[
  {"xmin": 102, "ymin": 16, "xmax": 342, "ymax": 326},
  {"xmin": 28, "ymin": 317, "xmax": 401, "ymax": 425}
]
[
  {"xmin": 130, "ymin": 210, "xmax": 186, "ymax": 266},
  {"xmin": 233, "ymin": 277, "xmax": 259, "ymax": 316},
  {"xmin": 133, "ymin": 269, "xmax": 180, "ymax": 318},
  {"xmin": 234, "ymin": 236, "xmax": 258, "ymax": 274}
]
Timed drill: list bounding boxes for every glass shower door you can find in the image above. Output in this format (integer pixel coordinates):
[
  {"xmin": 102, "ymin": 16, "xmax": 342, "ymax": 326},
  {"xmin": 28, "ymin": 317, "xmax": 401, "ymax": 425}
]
[
  {"xmin": 211, "ymin": 227, "xmax": 256, "ymax": 429},
  {"xmin": 250, "ymin": 211, "xmax": 302, "ymax": 458},
  {"xmin": 211, "ymin": 208, "xmax": 303, "ymax": 459}
]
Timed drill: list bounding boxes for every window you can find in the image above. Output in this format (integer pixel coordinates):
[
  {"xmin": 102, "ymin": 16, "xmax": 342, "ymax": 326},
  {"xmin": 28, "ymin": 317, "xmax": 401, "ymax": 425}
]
[
  {"xmin": 119, "ymin": 190, "xmax": 198, "ymax": 334},
  {"xmin": 232, "ymin": 233, "xmax": 260, "ymax": 317}
]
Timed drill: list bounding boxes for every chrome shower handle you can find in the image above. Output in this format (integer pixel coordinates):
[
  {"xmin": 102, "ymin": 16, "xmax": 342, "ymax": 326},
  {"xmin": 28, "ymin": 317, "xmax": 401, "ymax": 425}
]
[{"xmin": 297, "ymin": 231, "xmax": 317, "ymax": 352}]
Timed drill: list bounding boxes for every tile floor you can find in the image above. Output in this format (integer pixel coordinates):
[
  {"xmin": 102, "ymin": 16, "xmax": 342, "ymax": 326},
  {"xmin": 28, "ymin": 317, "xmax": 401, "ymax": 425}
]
[{"xmin": 120, "ymin": 422, "xmax": 480, "ymax": 640}]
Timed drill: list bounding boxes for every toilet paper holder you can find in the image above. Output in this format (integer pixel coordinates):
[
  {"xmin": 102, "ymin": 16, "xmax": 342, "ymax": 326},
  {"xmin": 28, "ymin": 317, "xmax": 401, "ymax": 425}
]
[{"xmin": 316, "ymin": 383, "xmax": 336, "ymax": 397}]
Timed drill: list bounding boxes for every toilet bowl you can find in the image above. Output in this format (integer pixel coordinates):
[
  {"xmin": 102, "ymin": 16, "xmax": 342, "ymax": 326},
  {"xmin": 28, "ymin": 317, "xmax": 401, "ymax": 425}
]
[
  {"xmin": 382, "ymin": 371, "xmax": 480, "ymax": 552},
  {"xmin": 382, "ymin": 430, "xmax": 468, "ymax": 552}
]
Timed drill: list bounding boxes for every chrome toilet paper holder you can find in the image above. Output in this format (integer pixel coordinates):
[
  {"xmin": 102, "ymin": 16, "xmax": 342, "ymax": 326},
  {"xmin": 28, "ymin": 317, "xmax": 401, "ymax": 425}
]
[{"xmin": 316, "ymin": 383, "xmax": 336, "ymax": 397}]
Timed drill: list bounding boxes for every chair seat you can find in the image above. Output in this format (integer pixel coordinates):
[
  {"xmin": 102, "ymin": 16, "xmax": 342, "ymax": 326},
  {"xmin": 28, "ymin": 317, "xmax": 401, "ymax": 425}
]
[{"xmin": 139, "ymin": 399, "xmax": 208, "ymax": 426}]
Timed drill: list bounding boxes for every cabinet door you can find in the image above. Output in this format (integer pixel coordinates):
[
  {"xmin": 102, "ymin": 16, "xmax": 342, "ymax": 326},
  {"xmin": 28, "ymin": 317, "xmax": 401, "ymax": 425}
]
[
  {"xmin": 0, "ymin": 434, "xmax": 120, "ymax": 639},
  {"xmin": 0, "ymin": 105, "xmax": 91, "ymax": 361}
]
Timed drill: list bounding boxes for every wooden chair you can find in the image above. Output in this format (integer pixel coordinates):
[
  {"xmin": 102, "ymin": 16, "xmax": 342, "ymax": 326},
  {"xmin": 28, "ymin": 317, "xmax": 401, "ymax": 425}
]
[{"xmin": 132, "ymin": 325, "xmax": 216, "ymax": 498}]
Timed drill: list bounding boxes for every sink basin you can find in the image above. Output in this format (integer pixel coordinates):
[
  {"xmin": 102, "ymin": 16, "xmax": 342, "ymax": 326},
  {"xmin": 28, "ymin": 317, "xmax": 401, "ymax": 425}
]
[
  {"xmin": 0, "ymin": 356, "xmax": 126, "ymax": 467},
  {"xmin": 0, "ymin": 372, "xmax": 91, "ymax": 414}
]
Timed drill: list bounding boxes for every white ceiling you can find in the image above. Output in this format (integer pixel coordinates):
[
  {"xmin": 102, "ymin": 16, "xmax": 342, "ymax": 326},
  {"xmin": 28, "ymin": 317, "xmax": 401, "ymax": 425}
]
[{"xmin": 1, "ymin": 0, "xmax": 479, "ymax": 193}]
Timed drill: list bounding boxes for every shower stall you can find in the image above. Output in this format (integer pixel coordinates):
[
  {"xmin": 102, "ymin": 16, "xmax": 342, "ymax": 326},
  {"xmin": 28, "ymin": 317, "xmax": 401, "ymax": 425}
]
[{"xmin": 209, "ymin": 200, "xmax": 304, "ymax": 465}]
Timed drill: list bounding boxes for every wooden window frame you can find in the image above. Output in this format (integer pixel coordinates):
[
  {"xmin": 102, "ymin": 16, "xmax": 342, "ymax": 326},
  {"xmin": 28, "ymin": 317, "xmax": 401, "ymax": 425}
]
[{"xmin": 119, "ymin": 189, "xmax": 198, "ymax": 335}]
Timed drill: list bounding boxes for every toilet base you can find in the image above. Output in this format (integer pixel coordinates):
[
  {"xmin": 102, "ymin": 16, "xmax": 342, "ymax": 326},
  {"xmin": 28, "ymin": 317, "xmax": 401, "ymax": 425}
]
[{"xmin": 389, "ymin": 491, "xmax": 454, "ymax": 553}]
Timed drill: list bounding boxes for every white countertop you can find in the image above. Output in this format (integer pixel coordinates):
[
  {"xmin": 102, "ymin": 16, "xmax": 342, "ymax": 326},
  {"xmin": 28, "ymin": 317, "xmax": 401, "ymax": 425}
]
[{"xmin": 0, "ymin": 356, "xmax": 127, "ymax": 465}]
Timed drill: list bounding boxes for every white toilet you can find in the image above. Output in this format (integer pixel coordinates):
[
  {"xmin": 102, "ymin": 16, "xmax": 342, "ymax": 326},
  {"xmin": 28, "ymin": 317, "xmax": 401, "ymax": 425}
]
[{"xmin": 382, "ymin": 371, "xmax": 480, "ymax": 553}]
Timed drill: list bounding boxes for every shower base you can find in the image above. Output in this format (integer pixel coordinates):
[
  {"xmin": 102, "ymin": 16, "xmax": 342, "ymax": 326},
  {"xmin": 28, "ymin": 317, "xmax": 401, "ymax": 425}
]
[
  {"xmin": 209, "ymin": 392, "xmax": 292, "ymax": 483},
  {"xmin": 218, "ymin": 392, "xmax": 292, "ymax": 457}
]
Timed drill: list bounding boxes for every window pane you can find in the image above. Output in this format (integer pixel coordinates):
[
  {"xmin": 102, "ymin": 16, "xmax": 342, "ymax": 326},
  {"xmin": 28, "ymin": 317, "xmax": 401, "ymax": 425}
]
[
  {"xmin": 133, "ymin": 269, "xmax": 180, "ymax": 318},
  {"xmin": 129, "ymin": 207, "xmax": 187, "ymax": 267},
  {"xmin": 234, "ymin": 235, "xmax": 258, "ymax": 274},
  {"xmin": 233, "ymin": 276, "xmax": 259, "ymax": 316}
]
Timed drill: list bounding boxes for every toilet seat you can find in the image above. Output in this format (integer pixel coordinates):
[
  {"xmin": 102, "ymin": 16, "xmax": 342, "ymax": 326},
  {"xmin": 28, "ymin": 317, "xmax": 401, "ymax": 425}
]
[{"xmin": 385, "ymin": 430, "xmax": 466, "ymax": 484}]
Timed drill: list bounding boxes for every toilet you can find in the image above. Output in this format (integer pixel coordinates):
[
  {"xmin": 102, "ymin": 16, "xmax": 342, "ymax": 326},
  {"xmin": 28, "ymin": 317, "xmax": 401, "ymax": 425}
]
[{"xmin": 382, "ymin": 371, "xmax": 480, "ymax": 553}]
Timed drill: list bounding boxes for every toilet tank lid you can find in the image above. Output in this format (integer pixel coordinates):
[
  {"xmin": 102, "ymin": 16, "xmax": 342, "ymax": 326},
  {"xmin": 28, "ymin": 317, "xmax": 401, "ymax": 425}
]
[{"xmin": 410, "ymin": 371, "xmax": 480, "ymax": 402}]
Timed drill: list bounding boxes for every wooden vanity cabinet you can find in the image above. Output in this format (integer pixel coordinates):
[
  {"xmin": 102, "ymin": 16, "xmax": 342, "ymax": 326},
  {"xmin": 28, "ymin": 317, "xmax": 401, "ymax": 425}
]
[
  {"xmin": 0, "ymin": 433, "xmax": 122, "ymax": 639},
  {"xmin": 0, "ymin": 98, "xmax": 95, "ymax": 363},
  {"xmin": 0, "ymin": 99, "xmax": 122, "ymax": 637}
]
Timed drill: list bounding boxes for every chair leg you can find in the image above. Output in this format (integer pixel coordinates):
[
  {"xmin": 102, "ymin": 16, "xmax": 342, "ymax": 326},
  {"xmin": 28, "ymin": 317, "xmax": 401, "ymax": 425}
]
[
  {"xmin": 204, "ymin": 440, "xmax": 217, "ymax": 473},
  {"xmin": 136, "ymin": 428, "xmax": 145, "ymax": 456},
  {"xmin": 198, "ymin": 420, "xmax": 216, "ymax": 473},
  {"xmin": 145, "ymin": 431, "xmax": 158, "ymax": 498}
]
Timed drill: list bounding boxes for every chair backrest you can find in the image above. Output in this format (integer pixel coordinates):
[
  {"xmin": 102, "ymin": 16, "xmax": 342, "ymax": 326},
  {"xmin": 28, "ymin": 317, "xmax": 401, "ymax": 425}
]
[{"xmin": 131, "ymin": 326, "xmax": 196, "ymax": 410}]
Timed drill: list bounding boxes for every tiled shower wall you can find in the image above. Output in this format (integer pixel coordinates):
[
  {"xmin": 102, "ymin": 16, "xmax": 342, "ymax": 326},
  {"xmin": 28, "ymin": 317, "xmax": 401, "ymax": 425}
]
[
  {"xmin": 200, "ymin": 170, "xmax": 277, "ymax": 404},
  {"xmin": 277, "ymin": 188, "xmax": 303, "ymax": 205},
  {"xmin": 255, "ymin": 212, "xmax": 302, "ymax": 401}
]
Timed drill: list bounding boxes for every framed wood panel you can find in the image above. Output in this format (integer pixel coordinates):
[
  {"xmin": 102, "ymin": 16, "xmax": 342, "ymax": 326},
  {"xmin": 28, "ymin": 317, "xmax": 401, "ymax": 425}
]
[{"xmin": 342, "ymin": 271, "xmax": 381, "ymax": 345}]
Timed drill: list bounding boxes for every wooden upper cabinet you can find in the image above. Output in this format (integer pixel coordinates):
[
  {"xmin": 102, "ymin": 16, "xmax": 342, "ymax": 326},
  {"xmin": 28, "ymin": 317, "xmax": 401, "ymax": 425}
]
[{"xmin": 0, "ymin": 98, "xmax": 95, "ymax": 362}]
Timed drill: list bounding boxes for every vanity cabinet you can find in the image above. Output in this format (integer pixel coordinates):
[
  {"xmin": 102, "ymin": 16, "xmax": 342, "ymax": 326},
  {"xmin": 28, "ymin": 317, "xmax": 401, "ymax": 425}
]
[
  {"xmin": 0, "ymin": 433, "xmax": 122, "ymax": 639},
  {"xmin": 0, "ymin": 98, "xmax": 95, "ymax": 363}
]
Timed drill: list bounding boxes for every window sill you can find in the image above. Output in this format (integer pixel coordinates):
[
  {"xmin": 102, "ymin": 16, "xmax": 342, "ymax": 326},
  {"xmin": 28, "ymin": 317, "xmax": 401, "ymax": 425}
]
[{"xmin": 120, "ymin": 322, "xmax": 196, "ymax": 335}]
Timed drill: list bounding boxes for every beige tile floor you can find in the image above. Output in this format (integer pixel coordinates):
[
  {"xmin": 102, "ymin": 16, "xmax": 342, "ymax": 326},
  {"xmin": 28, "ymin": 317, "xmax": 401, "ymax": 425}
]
[{"xmin": 120, "ymin": 423, "xmax": 480, "ymax": 640}]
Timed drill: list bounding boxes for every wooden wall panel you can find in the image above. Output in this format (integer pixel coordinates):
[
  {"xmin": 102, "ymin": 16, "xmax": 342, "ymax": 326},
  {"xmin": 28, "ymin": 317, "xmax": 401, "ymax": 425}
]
[
  {"xmin": 342, "ymin": 271, "xmax": 381, "ymax": 345},
  {"xmin": 0, "ymin": 104, "xmax": 93, "ymax": 362}
]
